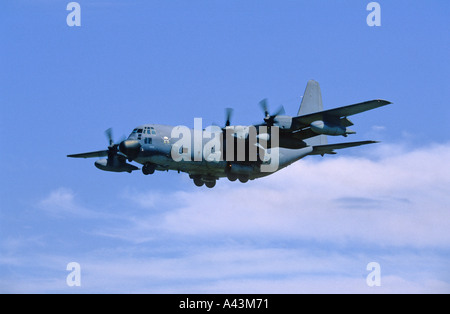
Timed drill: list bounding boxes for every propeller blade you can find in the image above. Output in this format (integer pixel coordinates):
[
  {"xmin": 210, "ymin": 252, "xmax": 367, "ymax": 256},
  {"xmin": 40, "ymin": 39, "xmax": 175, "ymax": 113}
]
[
  {"xmin": 274, "ymin": 105, "xmax": 285, "ymax": 116},
  {"xmin": 259, "ymin": 99, "xmax": 269, "ymax": 118},
  {"xmin": 260, "ymin": 101, "xmax": 285, "ymax": 126},
  {"xmin": 105, "ymin": 128, "xmax": 114, "ymax": 146},
  {"xmin": 225, "ymin": 108, "xmax": 233, "ymax": 127}
]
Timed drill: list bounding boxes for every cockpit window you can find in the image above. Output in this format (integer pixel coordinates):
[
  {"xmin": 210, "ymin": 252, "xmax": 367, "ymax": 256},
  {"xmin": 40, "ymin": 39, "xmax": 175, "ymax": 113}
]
[
  {"xmin": 132, "ymin": 129, "xmax": 138, "ymax": 133},
  {"xmin": 137, "ymin": 129, "xmax": 143, "ymax": 133}
]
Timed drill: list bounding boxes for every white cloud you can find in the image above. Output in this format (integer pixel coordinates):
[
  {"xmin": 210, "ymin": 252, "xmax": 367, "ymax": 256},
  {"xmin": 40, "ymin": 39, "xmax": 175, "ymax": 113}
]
[
  {"xmin": 15, "ymin": 245, "xmax": 447, "ymax": 293},
  {"xmin": 38, "ymin": 188, "xmax": 84, "ymax": 217},
  {"xmin": 371, "ymin": 125, "xmax": 386, "ymax": 132},
  {"xmin": 38, "ymin": 187, "xmax": 116, "ymax": 219},
  {"xmin": 5, "ymin": 143, "xmax": 450, "ymax": 293},
  {"xmin": 111, "ymin": 143, "xmax": 450, "ymax": 249},
  {"xmin": 60, "ymin": 142, "xmax": 449, "ymax": 293}
]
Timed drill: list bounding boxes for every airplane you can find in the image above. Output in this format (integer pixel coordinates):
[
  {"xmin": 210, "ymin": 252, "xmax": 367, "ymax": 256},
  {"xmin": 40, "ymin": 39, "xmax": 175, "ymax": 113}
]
[{"xmin": 67, "ymin": 80, "xmax": 391, "ymax": 188}]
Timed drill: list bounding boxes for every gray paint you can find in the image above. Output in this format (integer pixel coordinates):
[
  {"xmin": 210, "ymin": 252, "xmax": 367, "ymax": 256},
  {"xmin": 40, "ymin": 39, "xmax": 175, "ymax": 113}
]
[{"xmin": 67, "ymin": 80, "xmax": 390, "ymax": 187}]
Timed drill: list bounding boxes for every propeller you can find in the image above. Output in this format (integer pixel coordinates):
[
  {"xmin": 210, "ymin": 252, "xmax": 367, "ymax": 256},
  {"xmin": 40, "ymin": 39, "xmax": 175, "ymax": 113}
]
[
  {"xmin": 104, "ymin": 128, "xmax": 119, "ymax": 158},
  {"xmin": 259, "ymin": 99, "xmax": 285, "ymax": 126},
  {"xmin": 105, "ymin": 128, "xmax": 140, "ymax": 162}
]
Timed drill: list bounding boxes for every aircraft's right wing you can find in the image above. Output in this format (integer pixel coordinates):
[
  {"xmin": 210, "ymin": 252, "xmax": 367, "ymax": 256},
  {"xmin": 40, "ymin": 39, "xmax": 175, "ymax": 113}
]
[
  {"xmin": 67, "ymin": 150, "xmax": 108, "ymax": 158},
  {"xmin": 309, "ymin": 140, "xmax": 378, "ymax": 155}
]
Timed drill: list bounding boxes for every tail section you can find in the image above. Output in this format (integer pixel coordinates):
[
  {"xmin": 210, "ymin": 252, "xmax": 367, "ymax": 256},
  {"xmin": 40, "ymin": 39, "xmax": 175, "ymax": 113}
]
[{"xmin": 299, "ymin": 80, "xmax": 328, "ymax": 146}]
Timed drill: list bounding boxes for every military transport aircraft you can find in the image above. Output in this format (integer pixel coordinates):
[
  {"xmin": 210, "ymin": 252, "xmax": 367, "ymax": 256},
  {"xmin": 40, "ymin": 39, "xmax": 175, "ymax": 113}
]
[{"xmin": 67, "ymin": 80, "xmax": 390, "ymax": 188}]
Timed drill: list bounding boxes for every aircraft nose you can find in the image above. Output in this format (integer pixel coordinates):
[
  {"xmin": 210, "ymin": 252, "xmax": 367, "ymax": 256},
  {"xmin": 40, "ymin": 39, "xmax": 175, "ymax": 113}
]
[{"xmin": 119, "ymin": 139, "xmax": 141, "ymax": 161}]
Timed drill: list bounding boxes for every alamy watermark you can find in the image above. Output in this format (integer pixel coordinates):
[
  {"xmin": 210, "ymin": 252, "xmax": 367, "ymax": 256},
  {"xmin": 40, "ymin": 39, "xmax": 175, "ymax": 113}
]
[
  {"xmin": 66, "ymin": 2, "xmax": 81, "ymax": 27},
  {"xmin": 66, "ymin": 2, "xmax": 381, "ymax": 28},
  {"xmin": 366, "ymin": 262, "xmax": 381, "ymax": 287},
  {"xmin": 66, "ymin": 262, "xmax": 81, "ymax": 287},
  {"xmin": 169, "ymin": 119, "xmax": 280, "ymax": 172},
  {"xmin": 366, "ymin": 2, "xmax": 381, "ymax": 27}
]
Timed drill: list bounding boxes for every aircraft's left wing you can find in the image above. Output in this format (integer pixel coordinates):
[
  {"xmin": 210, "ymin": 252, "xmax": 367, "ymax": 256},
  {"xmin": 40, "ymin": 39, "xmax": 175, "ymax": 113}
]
[
  {"xmin": 67, "ymin": 150, "xmax": 108, "ymax": 158},
  {"xmin": 292, "ymin": 99, "xmax": 391, "ymax": 129},
  {"xmin": 309, "ymin": 140, "xmax": 378, "ymax": 155}
]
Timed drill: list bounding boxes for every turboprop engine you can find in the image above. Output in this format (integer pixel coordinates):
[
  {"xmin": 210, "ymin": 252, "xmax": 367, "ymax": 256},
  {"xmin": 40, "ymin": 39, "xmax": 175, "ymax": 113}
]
[{"xmin": 94, "ymin": 129, "xmax": 140, "ymax": 173}]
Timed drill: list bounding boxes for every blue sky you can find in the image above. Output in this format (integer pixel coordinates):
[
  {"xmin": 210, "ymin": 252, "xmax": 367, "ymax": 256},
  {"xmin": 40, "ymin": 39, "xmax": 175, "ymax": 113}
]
[{"xmin": 1, "ymin": 0, "xmax": 449, "ymax": 293}]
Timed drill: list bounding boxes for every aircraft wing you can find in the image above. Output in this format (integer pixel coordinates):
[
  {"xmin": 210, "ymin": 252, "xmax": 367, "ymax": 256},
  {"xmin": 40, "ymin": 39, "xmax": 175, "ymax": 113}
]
[
  {"xmin": 67, "ymin": 150, "xmax": 108, "ymax": 158},
  {"xmin": 309, "ymin": 140, "xmax": 378, "ymax": 155},
  {"xmin": 292, "ymin": 99, "xmax": 391, "ymax": 128}
]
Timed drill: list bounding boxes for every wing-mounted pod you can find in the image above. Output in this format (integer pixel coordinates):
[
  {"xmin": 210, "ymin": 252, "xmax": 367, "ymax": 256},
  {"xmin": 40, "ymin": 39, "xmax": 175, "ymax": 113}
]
[
  {"xmin": 310, "ymin": 120, "xmax": 356, "ymax": 137},
  {"xmin": 94, "ymin": 157, "xmax": 139, "ymax": 173}
]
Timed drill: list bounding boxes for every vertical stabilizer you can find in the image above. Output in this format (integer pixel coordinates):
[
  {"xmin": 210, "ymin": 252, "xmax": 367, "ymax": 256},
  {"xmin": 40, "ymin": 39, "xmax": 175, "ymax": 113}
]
[
  {"xmin": 298, "ymin": 80, "xmax": 328, "ymax": 146},
  {"xmin": 298, "ymin": 80, "xmax": 323, "ymax": 115}
]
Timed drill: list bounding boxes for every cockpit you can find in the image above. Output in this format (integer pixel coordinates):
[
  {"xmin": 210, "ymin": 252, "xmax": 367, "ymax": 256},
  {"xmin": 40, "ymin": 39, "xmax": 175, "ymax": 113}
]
[
  {"xmin": 132, "ymin": 126, "xmax": 157, "ymax": 134},
  {"xmin": 129, "ymin": 126, "xmax": 157, "ymax": 141}
]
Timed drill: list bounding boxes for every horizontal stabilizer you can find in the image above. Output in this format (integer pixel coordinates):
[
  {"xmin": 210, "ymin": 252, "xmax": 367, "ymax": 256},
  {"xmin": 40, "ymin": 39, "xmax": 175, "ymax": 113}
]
[
  {"xmin": 67, "ymin": 150, "xmax": 108, "ymax": 158},
  {"xmin": 310, "ymin": 140, "xmax": 379, "ymax": 155}
]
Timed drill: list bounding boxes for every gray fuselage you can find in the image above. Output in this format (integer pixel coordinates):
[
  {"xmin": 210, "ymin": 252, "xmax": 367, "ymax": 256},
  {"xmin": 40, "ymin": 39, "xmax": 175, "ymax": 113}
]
[{"xmin": 129, "ymin": 124, "xmax": 313, "ymax": 181}]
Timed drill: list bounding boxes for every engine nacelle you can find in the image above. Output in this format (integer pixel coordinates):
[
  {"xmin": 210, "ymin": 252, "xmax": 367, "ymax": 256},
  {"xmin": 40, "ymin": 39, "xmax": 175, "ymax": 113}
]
[
  {"xmin": 310, "ymin": 120, "xmax": 355, "ymax": 136},
  {"xmin": 94, "ymin": 158, "xmax": 138, "ymax": 173},
  {"xmin": 273, "ymin": 116, "xmax": 292, "ymax": 130}
]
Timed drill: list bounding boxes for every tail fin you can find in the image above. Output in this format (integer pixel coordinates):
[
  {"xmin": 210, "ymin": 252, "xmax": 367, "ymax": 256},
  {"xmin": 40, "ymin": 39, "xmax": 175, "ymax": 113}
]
[
  {"xmin": 298, "ymin": 80, "xmax": 323, "ymax": 116},
  {"xmin": 298, "ymin": 80, "xmax": 328, "ymax": 146}
]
